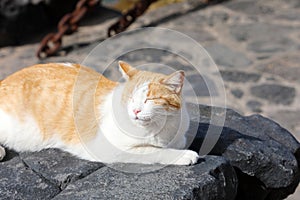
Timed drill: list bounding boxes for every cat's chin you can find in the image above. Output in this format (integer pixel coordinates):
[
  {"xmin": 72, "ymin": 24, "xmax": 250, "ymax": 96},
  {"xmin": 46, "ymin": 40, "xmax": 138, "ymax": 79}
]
[{"xmin": 131, "ymin": 118, "xmax": 152, "ymax": 127}]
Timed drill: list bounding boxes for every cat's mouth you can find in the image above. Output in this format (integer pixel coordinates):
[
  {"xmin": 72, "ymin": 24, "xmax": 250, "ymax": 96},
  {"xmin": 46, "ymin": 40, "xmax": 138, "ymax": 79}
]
[
  {"xmin": 134, "ymin": 116, "xmax": 151, "ymax": 125},
  {"xmin": 135, "ymin": 117, "xmax": 151, "ymax": 122}
]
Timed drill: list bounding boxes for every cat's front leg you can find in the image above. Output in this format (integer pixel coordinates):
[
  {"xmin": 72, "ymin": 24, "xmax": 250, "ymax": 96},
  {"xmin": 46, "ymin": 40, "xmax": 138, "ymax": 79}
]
[
  {"xmin": 127, "ymin": 147, "xmax": 199, "ymax": 165},
  {"xmin": 172, "ymin": 149, "xmax": 199, "ymax": 165},
  {"xmin": 0, "ymin": 145, "xmax": 6, "ymax": 161}
]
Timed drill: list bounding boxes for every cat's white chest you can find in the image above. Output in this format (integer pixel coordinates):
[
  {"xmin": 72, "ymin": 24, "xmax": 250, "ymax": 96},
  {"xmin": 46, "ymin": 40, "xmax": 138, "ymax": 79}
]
[
  {"xmin": 83, "ymin": 92, "xmax": 156, "ymax": 162},
  {"xmin": 82, "ymin": 89, "xmax": 190, "ymax": 163}
]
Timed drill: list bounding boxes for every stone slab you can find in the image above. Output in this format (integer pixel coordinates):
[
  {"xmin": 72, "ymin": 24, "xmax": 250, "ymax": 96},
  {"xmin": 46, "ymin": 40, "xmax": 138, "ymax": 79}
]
[{"xmin": 53, "ymin": 156, "xmax": 237, "ymax": 200}]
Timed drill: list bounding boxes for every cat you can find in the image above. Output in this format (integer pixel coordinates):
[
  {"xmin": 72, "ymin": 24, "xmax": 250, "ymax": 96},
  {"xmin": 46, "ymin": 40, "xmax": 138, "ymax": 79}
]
[{"xmin": 0, "ymin": 61, "xmax": 199, "ymax": 165}]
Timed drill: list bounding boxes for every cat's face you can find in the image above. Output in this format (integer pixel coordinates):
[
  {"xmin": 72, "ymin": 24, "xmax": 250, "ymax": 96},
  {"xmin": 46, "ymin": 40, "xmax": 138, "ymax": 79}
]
[{"xmin": 119, "ymin": 61, "xmax": 184, "ymax": 128}]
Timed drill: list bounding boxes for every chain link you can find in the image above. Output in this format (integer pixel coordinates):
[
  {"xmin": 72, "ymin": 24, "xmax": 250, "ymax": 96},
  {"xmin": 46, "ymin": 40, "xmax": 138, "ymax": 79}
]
[
  {"xmin": 37, "ymin": 0, "xmax": 218, "ymax": 58},
  {"xmin": 37, "ymin": 0, "xmax": 99, "ymax": 59},
  {"xmin": 107, "ymin": 0, "xmax": 158, "ymax": 37}
]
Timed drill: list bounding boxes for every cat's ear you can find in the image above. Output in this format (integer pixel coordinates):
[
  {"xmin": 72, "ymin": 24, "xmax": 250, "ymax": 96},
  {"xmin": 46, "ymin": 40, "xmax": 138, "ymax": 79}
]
[
  {"xmin": 118, "ymin": 61, "xmax": 138, "ymax": 80},
  {"xmin": 160, "ymin": 70, "xmax": 185, "ymax": 94}
]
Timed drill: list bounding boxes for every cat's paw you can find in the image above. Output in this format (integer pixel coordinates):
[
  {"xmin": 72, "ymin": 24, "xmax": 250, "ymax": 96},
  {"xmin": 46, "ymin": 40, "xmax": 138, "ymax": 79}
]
[
  {"xmin": 0, "ymin": 146, "xmax": 6, "ymax": 161},
  {"xmin": 173, "ymin": 150, "xmax": 199, "ymax": 165}
]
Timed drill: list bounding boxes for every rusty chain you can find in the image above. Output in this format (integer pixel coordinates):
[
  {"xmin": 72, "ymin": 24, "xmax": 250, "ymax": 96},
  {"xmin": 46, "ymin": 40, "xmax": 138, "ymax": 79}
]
[
  {"xmin": 107, "ymin": 0, "xmax": 158, "ymax": 37},
  {"xmin": 107, "ymin": 0, "xmax": 225, "ymax": 37},
  {"xmin": 37, "ymin": 0, "xmax": 99, "ymax": 58},
  {"xmin": 37, "ymin": 0, "xmax": 219, "ymax": 59}
]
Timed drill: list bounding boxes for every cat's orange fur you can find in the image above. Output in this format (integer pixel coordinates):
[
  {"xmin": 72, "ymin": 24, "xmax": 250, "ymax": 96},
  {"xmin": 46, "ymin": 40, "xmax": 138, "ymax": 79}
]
[
  {"xmin": 0, "ymin": 63, "xmax": 117, "ymax": 144},
  {"xmin": 0, "ymin": 62, "xmax": 181, "ymax": 144}
]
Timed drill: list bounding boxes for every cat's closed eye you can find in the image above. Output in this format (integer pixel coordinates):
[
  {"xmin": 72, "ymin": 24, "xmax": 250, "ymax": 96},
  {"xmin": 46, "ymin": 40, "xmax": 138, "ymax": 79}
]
[
  {"xmin": 144, "ymin": 97, "xmax": 158, "ymax": 104},
  {"xmin": 144, "ymin": 97, "xmax": 168, "ymax": 106}
]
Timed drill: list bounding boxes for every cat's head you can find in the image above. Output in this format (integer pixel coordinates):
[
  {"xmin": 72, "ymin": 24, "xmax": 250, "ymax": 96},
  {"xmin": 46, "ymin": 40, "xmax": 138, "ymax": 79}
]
[{"xmin": 119, "ymin": 61, "xmax": 184, "ymax": 128}]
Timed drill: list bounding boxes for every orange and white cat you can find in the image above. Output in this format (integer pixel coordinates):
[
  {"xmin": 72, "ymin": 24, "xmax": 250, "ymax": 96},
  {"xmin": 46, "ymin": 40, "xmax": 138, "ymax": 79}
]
[{"xmin": 0, "ymin": 61, "xmax": 199, "ymax": 165}]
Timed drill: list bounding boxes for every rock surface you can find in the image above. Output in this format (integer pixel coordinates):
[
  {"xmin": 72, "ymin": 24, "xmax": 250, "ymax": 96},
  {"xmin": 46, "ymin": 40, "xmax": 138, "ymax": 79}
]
[
  {"xmin": 20, "ymin": 149, "xmax": 104, "ymax": 190},
  {"xmin": 0, "ymin": 147, "xmax": 238, "ymax": 200},
  {"xmin": 0, "ymin": 103, "xmax": 299, "ymax": 200},
  {"xmin": 189, "ymin": 104, "xmax": 300, "ymax": 200},
  {"xmin": 0, "ymin": 156, "xmax": 60, "ymax": 200},
  {"xmin": 53, "ymin": 156, "xmax": 237, "ymax": 200}
]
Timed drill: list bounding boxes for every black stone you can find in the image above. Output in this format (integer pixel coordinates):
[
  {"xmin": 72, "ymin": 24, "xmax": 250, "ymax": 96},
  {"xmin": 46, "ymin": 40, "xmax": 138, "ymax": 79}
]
[
  {"xmin": 0, "ymin": 156, "xmax": 60, "ymax": 200},
  {"xmin": 188, "ymin": 104, "xmax": 300, "ymax": 200},
  {"xmin": 247, "ymin": 100, "xmax": 262, "ymax": 112},
  {"xmin": 251, "ymin": 84, "xmax": 296, "ymax": 105},
  {"xmin": 220, "ymin": 70, "xmax": 261, "ymax": 82},
  {"xmin": 20, "ymin": 149, "xmax": 104, "ymax": 190},
  {"xmin": 53, "ymin": 156, "xmax": 237, "ymax": 200},
  {"xmin": 205, "ymin": 43, "xmax": 252, "ymax": 67},
  {"xmin": 231, "ymin": 89, "xmax": 244, "ymax": 99}
]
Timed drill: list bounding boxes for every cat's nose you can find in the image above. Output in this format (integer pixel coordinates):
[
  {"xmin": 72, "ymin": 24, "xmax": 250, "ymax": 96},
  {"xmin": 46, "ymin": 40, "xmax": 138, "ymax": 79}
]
[{"xmin": 133, "ymin": 109, "xmax": 141, "ymax": 115}]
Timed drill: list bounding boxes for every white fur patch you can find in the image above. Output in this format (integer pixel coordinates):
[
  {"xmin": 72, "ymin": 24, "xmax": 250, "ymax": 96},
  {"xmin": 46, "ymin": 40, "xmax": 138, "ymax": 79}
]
[
  {"xmin": 61, "ymin": 63, "xmax": 74, "ymax": 68},
  {"xmin": 82, "ymin": 84, "xmax": 194, "ymax": 164},
  {"xmin": 0, "ymin": 110, "xmax": 45, "ymax": 151},
  {"xmin": 0, "ymin": 110, "xmax": 66, "ymax": 152}
]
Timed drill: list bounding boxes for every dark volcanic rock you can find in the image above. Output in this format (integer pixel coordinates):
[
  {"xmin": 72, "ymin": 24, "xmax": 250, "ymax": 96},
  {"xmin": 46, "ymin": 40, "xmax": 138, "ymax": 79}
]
[
  {"xmin": 53, "ymin": 156, "xmax": 237, "ymax": 200},
  {"xmin": 0, "ymin": 104, "xmax": 299, "ymax": 200},
  {"xmin": 20, "ymin": 149, "xmax": 104, "ymax": 190},
  {"xmin": 223, "ymin": 139, "xmax": 297, "ymax": 188},
  {"xmin": 251, "ymin": 84, "xmax": 296, "ymax": 105},
  {"xmin": 188, "ymin": 104, "xmax": 300, "ymax": 200},
  {"xmin": 0, "ymin": 156, "xmax": 60, "ymax": 200}
]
